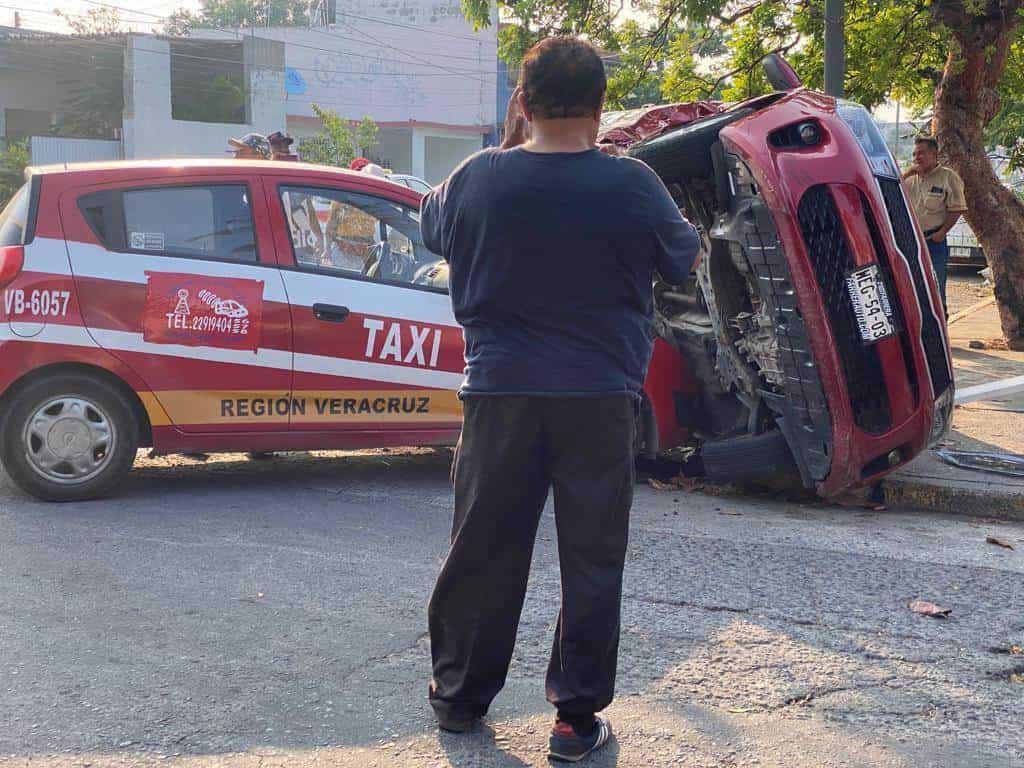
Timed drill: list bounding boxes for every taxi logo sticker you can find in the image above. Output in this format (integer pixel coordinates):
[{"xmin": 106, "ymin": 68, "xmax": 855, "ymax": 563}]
[
  {"xmin": 129, "ymin": 231, "xmax": 166, "ymax": 251},
  {"xmin": 143, "ymin": 272, "xmax": 263, "ymax": 352}
]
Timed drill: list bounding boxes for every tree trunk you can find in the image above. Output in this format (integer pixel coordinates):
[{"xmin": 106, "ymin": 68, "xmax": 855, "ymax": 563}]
[{"xmin": 932, "ymin": 2, "xmax": 1024, "ymax": 349}]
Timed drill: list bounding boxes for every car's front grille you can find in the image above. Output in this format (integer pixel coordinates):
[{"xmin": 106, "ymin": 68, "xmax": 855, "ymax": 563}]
[
  {"xmin": 877, "ymin": 177, "xmax": 953, "ymax": 397},
  {"xmin": 797, "ymin": 185, "xmax": 892, "ymax": 434}
]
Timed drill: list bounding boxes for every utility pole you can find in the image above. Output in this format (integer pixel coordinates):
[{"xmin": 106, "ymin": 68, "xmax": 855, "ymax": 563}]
[{"xmin": 824, "ymin": 0, "xmax": 845, "ymax": 98}]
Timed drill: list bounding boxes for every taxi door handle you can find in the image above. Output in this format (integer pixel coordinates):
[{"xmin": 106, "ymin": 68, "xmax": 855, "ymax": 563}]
[{"xmin": 312, "ymin": 303, "xmax": 350, "ymax": 323}]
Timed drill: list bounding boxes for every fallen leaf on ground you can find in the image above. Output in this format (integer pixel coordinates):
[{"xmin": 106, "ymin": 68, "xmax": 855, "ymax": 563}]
[
  {"xmin": 986, "ymin": 536, "xmax": 1015, "ymax": 550},
  {"xmin": 908, "ymin": 600, "xmax": 952, "ymax": 618},
  {"xmin": 1010, "ymin": 645, "xmax": 1023, "ymax": 655},
  {"xmin": 648, "ymin": 478, "xmax": 674, "ymax": 491}
]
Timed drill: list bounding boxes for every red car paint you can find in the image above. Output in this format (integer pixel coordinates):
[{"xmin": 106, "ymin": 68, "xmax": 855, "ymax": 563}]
[
  {"xmin": 719, "ymin": 90, "xmax": 951, "ymax": 495},
  {"xmin": 0, "ymin": 80, "xmax": 953, "ymax": 500}
]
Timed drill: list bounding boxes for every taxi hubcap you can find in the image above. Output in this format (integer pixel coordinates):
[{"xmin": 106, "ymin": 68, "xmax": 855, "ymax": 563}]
[{"xmin": 24, "ymin": 397, "xmax": 115, "ymax": 484}]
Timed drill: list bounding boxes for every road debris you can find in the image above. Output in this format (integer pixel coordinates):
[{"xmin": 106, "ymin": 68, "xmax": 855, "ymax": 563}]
[
  {"xmin": 934, "ymin": 449, "xmax": 1024, "ymax": 478},
  {"xmin": 907, "ymin": 600, "xmax": 952, "ymax": 618},
  {"xmin": 986, "ymin": 536, "xmax": 1015, "ymax": 550}
]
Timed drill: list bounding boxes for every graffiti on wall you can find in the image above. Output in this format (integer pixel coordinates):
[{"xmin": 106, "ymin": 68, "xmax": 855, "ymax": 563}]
[{"xmin": 337, "ymin": 0, "xmax": 465, "ymax": 24}]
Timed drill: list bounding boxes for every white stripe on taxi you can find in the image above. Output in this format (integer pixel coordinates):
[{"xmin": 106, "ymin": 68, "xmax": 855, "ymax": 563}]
[{"xmin": 0, "ymin": 320, "xmax": 466, "ymax": 390}]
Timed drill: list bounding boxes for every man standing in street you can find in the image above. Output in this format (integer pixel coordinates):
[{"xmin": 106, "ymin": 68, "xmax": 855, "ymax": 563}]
[
  {"xmin": 903, "ymin": 136, "xmax": 968, "ymax": 315},
  {"xmin": 420, "ymin": 36, "xmax": 700, "ymax": 762}
]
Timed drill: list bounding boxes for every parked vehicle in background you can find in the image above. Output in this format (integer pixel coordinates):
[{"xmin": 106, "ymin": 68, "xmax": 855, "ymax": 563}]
[
  {"xmin": 947, "ymin": 219, "xmax": 987, "ymax": 268},
  {"xmin": 389, "ymin": 173, "xmax": 432, "ymax": 194},
  {"xmin": 0, "ymin": 56, "xmax": 952, "ymax": 501}
]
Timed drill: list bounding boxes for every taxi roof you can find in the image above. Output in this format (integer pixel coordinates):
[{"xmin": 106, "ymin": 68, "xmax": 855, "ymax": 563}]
[
  {"xmin": 26, "ymin": 158, "xmax": 364, "ymax": 179},
  {"xmin": 24, "ymin": 158, "xmax": 423, "ymax": 202}
]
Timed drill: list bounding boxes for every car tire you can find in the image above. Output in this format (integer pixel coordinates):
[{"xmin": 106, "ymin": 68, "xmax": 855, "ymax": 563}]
[
  {"xmin": 0, "ymin": 374, "xmax": 139, "ymax": 501},
  {"xmin": 701, "ymin": 429, "xmax": 801, "ymax": 489}
]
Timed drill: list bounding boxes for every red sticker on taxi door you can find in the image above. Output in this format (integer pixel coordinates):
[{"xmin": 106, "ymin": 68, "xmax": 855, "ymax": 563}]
[{"xmin": 142, "ymin": 272, "xmax": 264, "ymax": 352}]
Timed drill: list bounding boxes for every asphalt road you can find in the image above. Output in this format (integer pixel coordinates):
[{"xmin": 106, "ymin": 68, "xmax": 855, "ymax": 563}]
[{"xmin": 1, "ymin": 448, "xmax": 1022, "ymax": 767}]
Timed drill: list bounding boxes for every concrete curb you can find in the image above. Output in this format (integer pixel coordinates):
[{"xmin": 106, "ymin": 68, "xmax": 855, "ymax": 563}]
[
  {"xmin": 881, "ymin": 468, "xmax": 1024, "ymax": 523},
  {"xmin": 946, "ymin": 296, "xmax": 996, "ymax": 325}
]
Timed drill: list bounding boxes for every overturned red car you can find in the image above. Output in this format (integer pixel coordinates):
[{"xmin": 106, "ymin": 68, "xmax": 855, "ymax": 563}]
[
  {"xmin": 605, "ymin": 55, "xmax": 953, "ymax": 497},
  {"xmin": 0, "ymin": 56, "xmax": 950, "ymax": 501}
]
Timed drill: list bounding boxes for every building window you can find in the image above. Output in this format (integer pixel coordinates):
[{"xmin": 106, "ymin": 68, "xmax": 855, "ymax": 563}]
[{"xmin": 170, "ymin": 40, "xmax": 247, "ymax": 124}]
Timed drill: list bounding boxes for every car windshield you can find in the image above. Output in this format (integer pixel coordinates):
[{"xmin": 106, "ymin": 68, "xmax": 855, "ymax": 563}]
[{"xmin": 0, "ymin": 182, "xmax": 30, "ymax": 246}]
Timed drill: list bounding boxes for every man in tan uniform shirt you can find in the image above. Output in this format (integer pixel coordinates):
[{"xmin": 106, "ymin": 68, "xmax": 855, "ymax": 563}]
[{"xmin": 902, "ymin": 136, "xmax": 967, "ymax": 314}]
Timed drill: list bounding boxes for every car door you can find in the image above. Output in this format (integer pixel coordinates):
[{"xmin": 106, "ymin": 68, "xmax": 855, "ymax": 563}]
[
  {"xmin": 263, "ymin": 175, "xmax": 463, "ymax": 438},
  {"xmin": 59, "ymin": 174, "xmax": 293, "ymax": 435}
]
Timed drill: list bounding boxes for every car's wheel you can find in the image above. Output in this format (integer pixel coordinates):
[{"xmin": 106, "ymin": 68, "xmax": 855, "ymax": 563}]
[
  {"xmin": 0, "ymin": 374, "xmax": 139, "ymax": 501},
  {"xmin": 701, "ymin": 429, "xmax": 801, "ymax": 490}
]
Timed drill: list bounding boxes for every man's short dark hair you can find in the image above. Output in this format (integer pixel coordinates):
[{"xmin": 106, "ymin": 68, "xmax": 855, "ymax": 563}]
[
  {"xmin": 519, "ymin": 37, "xmax": 607, "ymax": 119},
  {"xmin": 915, "ymin": 136, "xmax": 939, "ymax": 153}
]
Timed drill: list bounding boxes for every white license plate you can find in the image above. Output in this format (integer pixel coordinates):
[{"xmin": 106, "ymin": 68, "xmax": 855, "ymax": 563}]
[
  {"xmin": 846, "ymin": 265, "xmax": 896, "ymax": 344},
  {"xmin": 950, "ymin": 247, "xmax": 972, "ymax": 258}
]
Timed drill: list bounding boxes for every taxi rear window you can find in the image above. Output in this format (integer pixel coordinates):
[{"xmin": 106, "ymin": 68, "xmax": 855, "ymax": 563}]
[
  {"xmin": 0, "ymin": 183, "xmax": 30, "ymax": 246},
  {"xmin": 79, "ymin": 183, "xmax": 257, "ymax": 263}
]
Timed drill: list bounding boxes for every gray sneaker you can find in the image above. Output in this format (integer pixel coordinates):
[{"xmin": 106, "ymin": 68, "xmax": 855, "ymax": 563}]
[{"xmin": 548, "ymin": 714, "xmax": 612, "ymax": 762}]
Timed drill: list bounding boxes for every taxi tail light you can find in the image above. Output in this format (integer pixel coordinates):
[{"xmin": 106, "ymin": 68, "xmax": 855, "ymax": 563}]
[{"xmin": 0, "ymin": 245, "xmax": 24, "ymax": 288}]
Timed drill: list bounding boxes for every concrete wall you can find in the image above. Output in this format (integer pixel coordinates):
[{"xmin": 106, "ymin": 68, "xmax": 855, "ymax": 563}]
[
  {"xmin": 193, "ymin": 0, "xmax": 497, "ymax": 130},
  {"xmin": 122, "ymin": 35, "xmax": 286, "ymax": 159},
  {"xmin": 374, "ymin": 126, "xmax": 413, "ymax": 173},
  {"xmin": 30, "ymin": 136, "xmax": 122, "ymax": 165},
  {"xmin": 424, "ymin": 135, "xmax": 477, "ymax": 183}
]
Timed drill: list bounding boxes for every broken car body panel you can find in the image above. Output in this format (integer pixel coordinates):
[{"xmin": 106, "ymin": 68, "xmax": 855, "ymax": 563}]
[{"xmin": 603, "ymin": 83, "xmax": 954, "ymax": 497}]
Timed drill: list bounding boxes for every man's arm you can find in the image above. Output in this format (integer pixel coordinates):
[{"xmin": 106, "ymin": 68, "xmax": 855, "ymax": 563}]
[
  {"xmin": 930, "ymin": 210, "xmax": 962, "ymax": 242},
  {"xmin": 930, "ymin": 169, "xmax": 968, "ymax": 242},
  {"xmin": 500, "ymin": 87, "xmax": 529, "ymax": 150},
  {"xmin": 420, "ymin": 185, "xmax": 445, "ymax": 256}
]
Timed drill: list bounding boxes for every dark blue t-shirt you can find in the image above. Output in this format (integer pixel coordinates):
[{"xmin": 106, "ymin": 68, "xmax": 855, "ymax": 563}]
[{"xmin": 420, "ymin": 146, "xmax": 700, "ymax": 397}]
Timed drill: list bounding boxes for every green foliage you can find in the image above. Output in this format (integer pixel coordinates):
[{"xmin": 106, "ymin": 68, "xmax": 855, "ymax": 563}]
[
  {"xmin": 0, "ymin": 140, "xmax": 29, "ymax": 210},
  {"xmin": 164, "ymin": 0, "xmax": 310, "ymax": 35},
  {"xmin": 987, "ymin": 41, "xmax": 1024, "ymax": 169},
  {"xmin": 465, "ymin": 0, "xmax": 1016, "ymax": 113},
  {"xmin": 172, "ymin": 74, "xmax": 246, "ymax": 123},
  {"xmin": 297, "ymin": 105, "xmax": 378, "ymax": 167}
]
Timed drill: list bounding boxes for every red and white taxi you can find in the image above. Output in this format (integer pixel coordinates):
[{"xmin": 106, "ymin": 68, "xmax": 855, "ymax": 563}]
[{"xmin": 0, "ymin": 160, "xmax": 464, "ymax": 500}]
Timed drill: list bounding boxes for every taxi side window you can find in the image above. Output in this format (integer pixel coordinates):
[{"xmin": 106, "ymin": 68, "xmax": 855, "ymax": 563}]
[
  {"xmin": 279, "ymin": 185, "xmax": 448, "ymax": 292},
  {"xmin": 78, "ymin": 184, "xmax": 257, "ymax": 263}
]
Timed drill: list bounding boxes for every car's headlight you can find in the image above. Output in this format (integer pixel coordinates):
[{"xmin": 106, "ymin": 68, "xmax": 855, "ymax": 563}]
[
  {"xmin": 835, "ymin": 100, "xmax": 900, "ymax": 179},
  {"xmin": 929, "ymin": 385, "xmax": 955, "ymax": 446}
]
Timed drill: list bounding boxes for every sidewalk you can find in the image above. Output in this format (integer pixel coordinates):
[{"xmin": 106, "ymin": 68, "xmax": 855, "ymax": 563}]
[{"xmin": 882, "ymin": 282, "xmax": 1024, "ymax": 520}]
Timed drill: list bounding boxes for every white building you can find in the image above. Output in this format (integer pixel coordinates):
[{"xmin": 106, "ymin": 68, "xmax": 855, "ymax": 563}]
[
  {"xmin": 193, "ymin": 0, "xmax": 498, "ymax": 182},
  {"xmin": 1, "ymin": 1, "xmax": 498, "ymax": 183},
  {"xmin": 0, "ymin": 29, "xmax": 285, "ymax": 164}
]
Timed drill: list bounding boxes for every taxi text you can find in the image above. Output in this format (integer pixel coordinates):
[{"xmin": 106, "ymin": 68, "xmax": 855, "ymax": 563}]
[{"xmin": 219, "ymin": 395, "xmax": 431, "ymax": 418}]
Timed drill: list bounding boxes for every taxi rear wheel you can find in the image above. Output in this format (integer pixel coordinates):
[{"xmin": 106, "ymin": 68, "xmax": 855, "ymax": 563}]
[{"xmin": 1, "ymin": 374, "xmax": 139, "ymax": 501}]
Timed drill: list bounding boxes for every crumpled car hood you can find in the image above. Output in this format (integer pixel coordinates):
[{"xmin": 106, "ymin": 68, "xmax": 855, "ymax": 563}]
[{"xmin": 598, "ymin": 101, "xmax": 724, "ymax": 148}]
